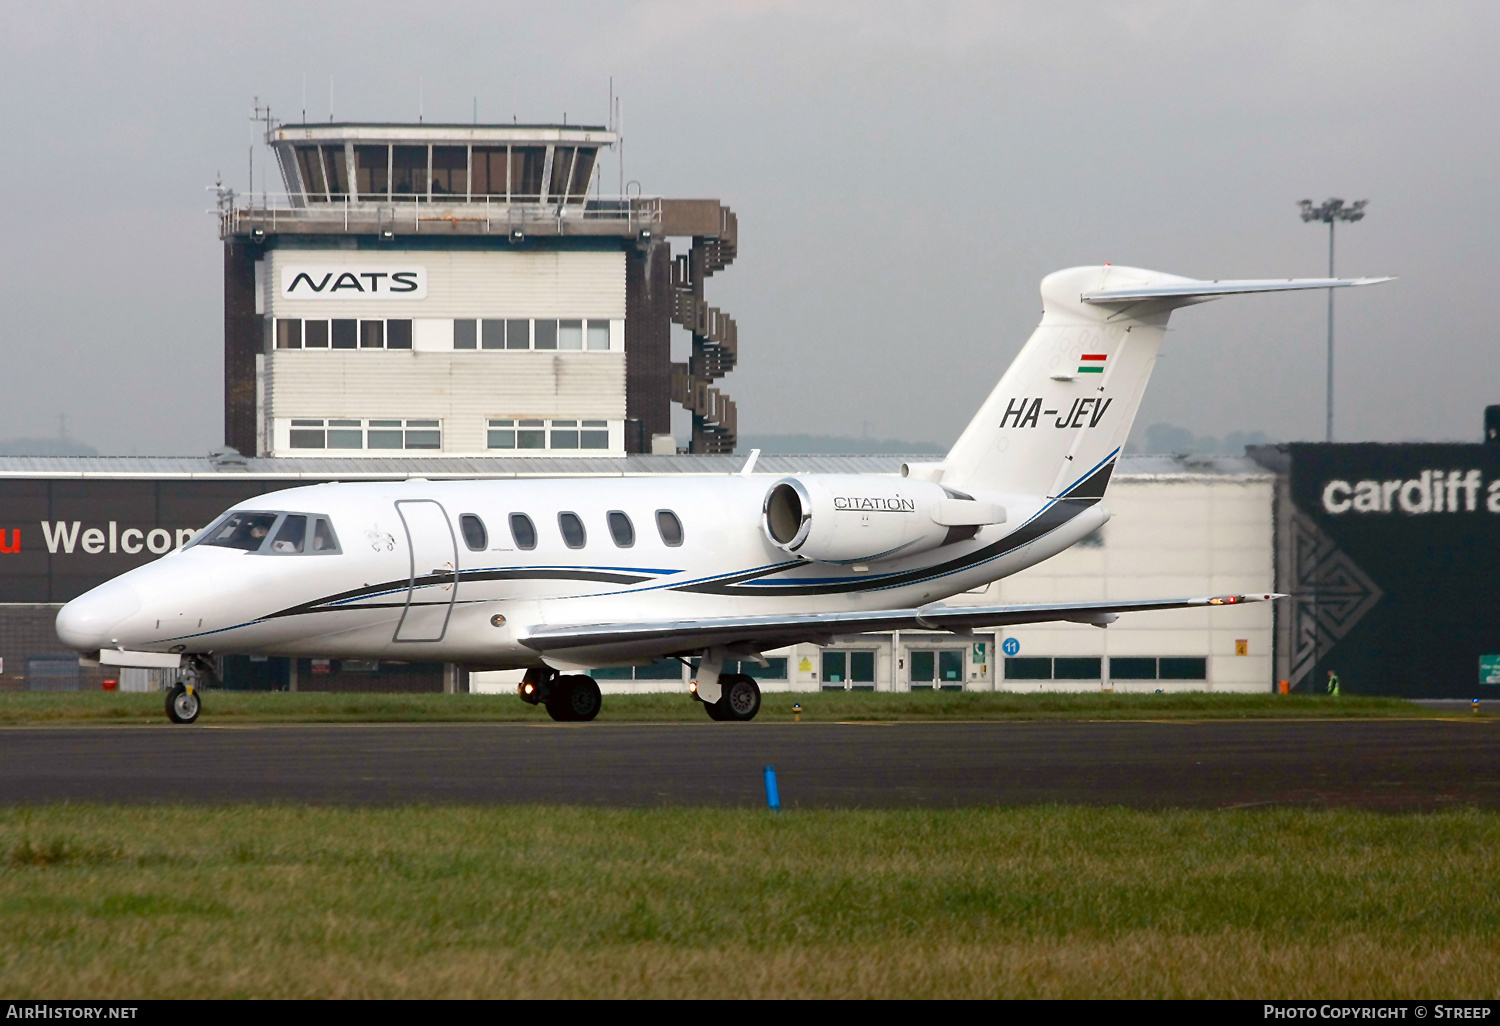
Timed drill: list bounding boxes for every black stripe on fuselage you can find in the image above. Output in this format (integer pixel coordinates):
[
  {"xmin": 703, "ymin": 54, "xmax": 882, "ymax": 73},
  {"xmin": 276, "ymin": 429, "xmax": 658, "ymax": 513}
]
[{"xmin": 260, "ymin": 567, "xmax": 654, "ymax": 620}]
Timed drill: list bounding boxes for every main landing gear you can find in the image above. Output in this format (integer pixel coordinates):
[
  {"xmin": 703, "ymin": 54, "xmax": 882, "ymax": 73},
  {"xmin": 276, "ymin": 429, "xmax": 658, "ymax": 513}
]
[
  {"xmin": 698, "ymin": 673, "xmax": 762, "ymax": 722},
  {"xmin": 165, "ymin": 654, "xmax": 220, "ymax": 725},
  {"xmin": 518, "ymin": 668, "xmax": 601, "ymax": 722}
]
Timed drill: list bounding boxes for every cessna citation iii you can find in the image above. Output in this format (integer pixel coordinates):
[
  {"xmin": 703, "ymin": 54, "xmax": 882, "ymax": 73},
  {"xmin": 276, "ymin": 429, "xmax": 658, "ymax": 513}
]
[{"xmin": 56, "ymin": 265, "xmax": 1390, "ymax": 724}]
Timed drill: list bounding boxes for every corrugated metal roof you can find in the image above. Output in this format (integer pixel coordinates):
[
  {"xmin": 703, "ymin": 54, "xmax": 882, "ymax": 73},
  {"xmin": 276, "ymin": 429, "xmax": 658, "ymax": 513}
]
[{"xmin": 0, "ymin": 452, "xmax": 1273, "ymax": 481}]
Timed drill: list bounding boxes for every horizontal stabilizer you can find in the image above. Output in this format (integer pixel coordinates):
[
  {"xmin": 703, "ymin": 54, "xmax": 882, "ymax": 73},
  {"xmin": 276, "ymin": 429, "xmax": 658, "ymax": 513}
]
[
  {"xmin": 1082, "ymin": 276, "xmax": 1393, "ymax": 306},
  {"xmin": 520, "ymin": 593, "xmax": 1283, "ymax": 661}
]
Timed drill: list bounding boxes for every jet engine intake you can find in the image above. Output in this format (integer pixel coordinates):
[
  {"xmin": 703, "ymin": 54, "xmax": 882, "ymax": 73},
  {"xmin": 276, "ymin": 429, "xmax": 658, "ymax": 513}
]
[{"xmin": 761, "ymin": 475, "xmax": 1004, "ymax": 565}]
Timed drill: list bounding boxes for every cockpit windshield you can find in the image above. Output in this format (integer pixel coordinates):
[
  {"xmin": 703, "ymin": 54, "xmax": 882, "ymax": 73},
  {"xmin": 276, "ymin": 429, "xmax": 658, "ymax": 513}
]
[
  {"xmin": 201, "ymin": 512, "xmax": 279, "ymax": 551},
  {"xmin": 196, "ymin": 511, "xmax": 341, "ymax": 554}
]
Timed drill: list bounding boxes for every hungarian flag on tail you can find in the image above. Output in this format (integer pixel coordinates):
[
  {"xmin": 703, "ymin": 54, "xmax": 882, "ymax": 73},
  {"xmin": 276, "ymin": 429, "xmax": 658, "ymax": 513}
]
[{"xmin": 1078, "ymin": 353, "xmax": 1107, "ymax": 374}]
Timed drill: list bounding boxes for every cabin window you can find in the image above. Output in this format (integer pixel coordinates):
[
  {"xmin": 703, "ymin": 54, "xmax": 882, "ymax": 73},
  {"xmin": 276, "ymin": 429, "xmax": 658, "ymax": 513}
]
[
  {"xmin": 655, "ymin": 510, "xmax": 684, "ymax": 547},
  {"xmin": 607, "ymin": 511, "xmax": 634, "ymax": 548},
  {"xmin": 558, "ymin": 512, "xmax": 586, "ymax": 549},
  {"xmin": 459, "ymin": 514, "xmax": 488, "ymax": 551},
  {"xmin": 509, "ymin": 513, "xmax": 537, "ymax": 550},
  {"xmin": 269, "ymin": 515, "xmax": 307, "ymax": 553}
]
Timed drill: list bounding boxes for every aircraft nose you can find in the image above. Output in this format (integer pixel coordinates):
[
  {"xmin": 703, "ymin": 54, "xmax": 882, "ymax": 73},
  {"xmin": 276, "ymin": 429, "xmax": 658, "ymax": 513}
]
[{"xmin": 56, "ymin": 581, "xmax": 143, "ymax": 652}]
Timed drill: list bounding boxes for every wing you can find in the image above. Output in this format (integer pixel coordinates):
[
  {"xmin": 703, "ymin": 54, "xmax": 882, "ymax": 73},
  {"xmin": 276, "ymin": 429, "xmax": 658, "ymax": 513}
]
[{"xmin": 518, "ymin": 593, "xmax": 1282, "ymax": 664}]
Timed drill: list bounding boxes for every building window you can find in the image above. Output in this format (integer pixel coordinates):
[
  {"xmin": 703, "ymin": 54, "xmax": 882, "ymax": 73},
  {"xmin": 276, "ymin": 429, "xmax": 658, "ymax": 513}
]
[
  {"xmin": 587, "ymin": 321, "xmax": 610, "ymax": 351},
  {"xmin": 487, "ymin": 419, "xmax": 609, "ymax": 451},
  {"xmin": 286, "ymin": 419, "xmax": 441, "ymax": 451},
  {"xmin": 533, "ymin": 319, "xmax": 557, "ymax": 350},
  {"xmin": 459, "ymin": 514, "xmax": 487, "ymax": 551},
  {"xmin": 656, "ymin": 510, "xmax": 684, "ymax": 547},
  {"xmin": 1003, "ymin": 657, "xmax": 1104, "ymax": 681},
  {"xmin": 509, "ymin": 513, "xmax": 537, "ymax": 550},
  {"xmin": 821, "ymin": 650, "xmax": 876, "ymax": 690},
  {"xmin": 1110, "ymin": 658, "xmax": 1158, "ymax": 680},
  {"xmin": 558, "ymin": 512, "xmax": 586, "ymax": 549},
  {"xmin": 454, "ymin": 319, "xmax": 477, "ymax": 349},
  {"xmin": 277, "ymin": 319, "xmax": 416, "ymax": 350},
  {"xmin": 1158, "ymin": 658, "xmax": 1209, "ymax": 681},
  {"xmin": 607, "ymin": 511, "xmax": 634, "ymax": 548},
  {"xmin": 385, "ymin": 320, "xmax": 412, "ymax": 350},
  {"xmin": 558, "ymin": 319, "xmax": 583, "ymax": 350}
]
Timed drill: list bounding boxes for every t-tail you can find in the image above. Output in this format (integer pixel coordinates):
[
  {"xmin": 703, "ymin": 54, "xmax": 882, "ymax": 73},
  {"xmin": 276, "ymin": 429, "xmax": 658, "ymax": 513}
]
[{"xmin": 938, "ymin": 265, "xmax": 1393, "ymax": 499}]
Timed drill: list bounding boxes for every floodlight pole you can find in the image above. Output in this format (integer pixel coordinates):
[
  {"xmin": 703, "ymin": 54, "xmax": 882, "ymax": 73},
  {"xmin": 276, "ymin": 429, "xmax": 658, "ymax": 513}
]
[{"xmin": 1299, "ymin": 198, "xmax": 1368, "ymax": 443}]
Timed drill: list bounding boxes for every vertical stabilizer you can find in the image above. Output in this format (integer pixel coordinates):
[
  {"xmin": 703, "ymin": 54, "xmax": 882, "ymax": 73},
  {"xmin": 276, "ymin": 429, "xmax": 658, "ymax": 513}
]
[
  {"xmin": 942, "ymin": 265, "xmax": 1178, "ymax": 498},
  {"xmin": 940, "ymin": 265, "xmax": 1390, "ymax": 499}
]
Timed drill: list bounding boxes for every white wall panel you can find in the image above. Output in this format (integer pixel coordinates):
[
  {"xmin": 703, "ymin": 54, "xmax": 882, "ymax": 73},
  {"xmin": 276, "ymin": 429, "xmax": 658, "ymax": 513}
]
[
  {"xmin": 266, "ymin": 249, "xmax": 625, "ymax": 320},
  {"xmin": 267, "ymin": 351, "xmax": 625, "ymax": 454}
]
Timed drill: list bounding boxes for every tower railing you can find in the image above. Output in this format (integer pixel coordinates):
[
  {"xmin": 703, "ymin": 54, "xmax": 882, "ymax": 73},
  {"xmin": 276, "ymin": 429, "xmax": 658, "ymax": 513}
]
[{"xmin": 215, "ymin": 191, "xmax": 663, "ymax": 239}]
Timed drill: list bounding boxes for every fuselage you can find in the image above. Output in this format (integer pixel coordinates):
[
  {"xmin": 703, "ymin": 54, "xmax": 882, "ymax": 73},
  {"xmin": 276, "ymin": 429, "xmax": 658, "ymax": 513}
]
[{"xmin": 55, "ymin": 474, "xmax": 1108, "ymax": 669}]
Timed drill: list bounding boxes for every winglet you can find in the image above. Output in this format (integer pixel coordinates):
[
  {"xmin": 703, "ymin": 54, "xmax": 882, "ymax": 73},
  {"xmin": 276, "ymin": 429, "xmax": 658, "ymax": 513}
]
[{"xmin": 739, "ymin": 448, "xmax": 761, "ymax": 477}]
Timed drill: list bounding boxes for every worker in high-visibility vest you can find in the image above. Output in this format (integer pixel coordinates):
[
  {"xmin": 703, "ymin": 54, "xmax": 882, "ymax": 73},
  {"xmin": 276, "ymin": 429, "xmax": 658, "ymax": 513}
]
[{"xmin": 1326, "ymin": 669, "xmax": 1341, "ymax": 696}]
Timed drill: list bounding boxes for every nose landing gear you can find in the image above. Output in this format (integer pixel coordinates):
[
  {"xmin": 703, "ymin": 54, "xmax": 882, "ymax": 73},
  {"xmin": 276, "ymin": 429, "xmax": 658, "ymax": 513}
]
[
  {"xmin": 165, "ymin": 655, "xmax": 220, "ymax": 725},
  {"xmin": 166, "ymin": 683, "xmax": 200, "ymax": 724}
]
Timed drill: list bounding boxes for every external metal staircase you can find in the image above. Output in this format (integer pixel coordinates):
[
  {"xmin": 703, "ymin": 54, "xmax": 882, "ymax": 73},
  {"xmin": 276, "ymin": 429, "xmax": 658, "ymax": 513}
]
[{"xmin": 669, "ymin": 205, "xmax": 739, "ymax": 454}]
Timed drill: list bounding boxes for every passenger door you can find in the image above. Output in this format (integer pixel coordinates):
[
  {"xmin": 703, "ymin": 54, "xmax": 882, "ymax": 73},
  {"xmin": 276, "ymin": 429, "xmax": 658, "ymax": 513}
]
[{"xmin": 393, "ymin": 500, "xmax": 458, "ymax": 642}]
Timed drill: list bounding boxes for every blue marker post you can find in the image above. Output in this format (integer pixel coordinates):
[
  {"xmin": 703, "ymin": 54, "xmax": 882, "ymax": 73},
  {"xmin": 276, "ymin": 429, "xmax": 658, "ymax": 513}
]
[{"xmin": 763, "ymin": 765, "xmax": 781, "ymax": 812}]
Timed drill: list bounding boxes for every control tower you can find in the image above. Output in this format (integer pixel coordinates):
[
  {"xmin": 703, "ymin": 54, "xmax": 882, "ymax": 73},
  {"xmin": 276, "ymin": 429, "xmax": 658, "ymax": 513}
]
[{"xmin": 217, "ymin": 121, "xmax": 739, "ymax": 456}]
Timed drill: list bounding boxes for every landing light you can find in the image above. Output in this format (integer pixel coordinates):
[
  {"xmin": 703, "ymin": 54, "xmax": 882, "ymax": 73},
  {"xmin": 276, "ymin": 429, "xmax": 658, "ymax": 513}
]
[
  {"xmin": 523, "ymin": 682, "xmax": 534, "ymax": 695},
  {"xmin": 689, "ymin": 681, "xmax": 697, "ymax": 693},
  {"xmin": 490, "ymin": 614, "xmax": 507, "ymax": 627}
]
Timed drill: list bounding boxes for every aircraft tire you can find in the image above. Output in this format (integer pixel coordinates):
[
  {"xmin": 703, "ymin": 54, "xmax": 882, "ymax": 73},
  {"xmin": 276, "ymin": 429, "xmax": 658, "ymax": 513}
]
[
  {"xmin": 717, "ymin": 673, "xmax": 761, "ymax": 722},
  {"xmin": 563, "ymin": 674, "xmax": 602, "ymax": 722},
  {"xmin": 702, "ymin": 697, "xmax": 727, "ymax": 721},
  {"xmin": 545, "ymin": 675, "xmax": 601, "ymax": 722},
  {"xmin": 165, "ymin": 683, "xmax": 201, "ymax": 725}
]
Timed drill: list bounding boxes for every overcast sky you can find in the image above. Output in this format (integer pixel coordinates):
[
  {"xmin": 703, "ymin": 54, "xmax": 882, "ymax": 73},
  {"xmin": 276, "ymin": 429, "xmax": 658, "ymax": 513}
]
[{"xmin": 1, "ymin": 1, "xmax": 1494, "ymax": 454}]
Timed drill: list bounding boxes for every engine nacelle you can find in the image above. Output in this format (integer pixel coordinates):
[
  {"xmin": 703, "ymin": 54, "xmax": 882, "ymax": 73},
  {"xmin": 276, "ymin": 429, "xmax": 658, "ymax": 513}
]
[{"xmin": 761, "ymin": 475, "xmax": 1005, "ymax": 565}]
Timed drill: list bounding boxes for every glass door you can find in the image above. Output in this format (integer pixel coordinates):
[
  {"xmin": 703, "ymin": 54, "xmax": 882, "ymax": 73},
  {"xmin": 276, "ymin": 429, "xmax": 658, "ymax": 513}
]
[
  {"xmin": 821, "ymin": 650, "xmax": 876, "ymax": 690},
  {"xmin": 910, "ymin": 649, "xmax": 966, "ymax": 690}
]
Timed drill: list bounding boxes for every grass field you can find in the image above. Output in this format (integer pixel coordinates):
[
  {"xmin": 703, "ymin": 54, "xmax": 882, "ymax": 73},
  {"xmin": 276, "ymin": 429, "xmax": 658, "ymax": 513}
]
[
  {"xmin": 1, "ymin": 804, "xmax": 1497, "ymax": 998},
  {"xmin": 0, "ymin": 689, "xmax": 1453, "ymax": 725}
]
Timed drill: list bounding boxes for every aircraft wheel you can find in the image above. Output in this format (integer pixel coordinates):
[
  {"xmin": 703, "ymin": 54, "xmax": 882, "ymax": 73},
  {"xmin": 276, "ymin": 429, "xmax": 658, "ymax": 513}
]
[
  {"xmin": 717, "ymin": 673, "xmax": 761, "ymax": 722},
  {"xmin": 546, "ymin": 675, "xmax": 601, "ymax": 722},
  {"xmin": 702, "ymin": 697, "xmax": 727, "ymax": 721},
  {"xmin": 563, "ymin": 674, "xmax": 602, "ymax": 722},
  {"xmin": 165, "ymin": 683, "xmax": 201, "ymax": 725}
]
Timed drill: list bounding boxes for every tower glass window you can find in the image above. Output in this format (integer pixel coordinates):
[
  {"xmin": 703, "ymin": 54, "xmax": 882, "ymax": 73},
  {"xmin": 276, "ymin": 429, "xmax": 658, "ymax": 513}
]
[
  {"xmin": 391, "ymin": 145, "xmax": 426, "ymax": 195},
  {"xmin": 511, "ymin": 147, "xmax": 545, "ymax": 201},
  {"xmin": 430, "ymin": 146, "xmax": 467, "ymax": 196},
  {"xmin": 354, "ymin": 145, "xmax": 389, "ymax": 200},
  {"xmin": 472, "ymin": 146, "xmax": 507, "ymax": 196}
]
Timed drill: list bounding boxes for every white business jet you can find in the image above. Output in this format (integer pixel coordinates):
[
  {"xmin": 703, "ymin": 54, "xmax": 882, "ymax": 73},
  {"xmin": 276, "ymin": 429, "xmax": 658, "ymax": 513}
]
[{"xmin": 56, "ymin": 265, "xmax": 1389, "ymax": 724}]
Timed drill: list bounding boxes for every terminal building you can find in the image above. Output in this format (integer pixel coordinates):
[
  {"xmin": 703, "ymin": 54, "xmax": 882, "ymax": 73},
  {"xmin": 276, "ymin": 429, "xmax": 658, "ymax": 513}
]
[{"xmin": 0, "ymin": 111, "xmax": 1495, "ymax": 698}]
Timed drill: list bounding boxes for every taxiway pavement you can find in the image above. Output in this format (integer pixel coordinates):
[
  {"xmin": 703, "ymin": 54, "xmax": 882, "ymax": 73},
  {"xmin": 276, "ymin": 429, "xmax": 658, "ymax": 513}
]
[{"xmin": 1, "ymin": 719, "xmax": 1496, "ymax": 809}]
